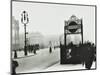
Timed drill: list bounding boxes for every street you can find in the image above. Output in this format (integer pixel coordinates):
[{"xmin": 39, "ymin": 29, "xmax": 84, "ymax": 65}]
[{"xmin": 14, "ymin": 48, "xmax": 60, "ymax": 73}]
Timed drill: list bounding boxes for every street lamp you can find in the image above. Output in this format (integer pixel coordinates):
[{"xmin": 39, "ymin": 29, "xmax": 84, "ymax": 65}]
[{"xmin": 21, "ymin": 11, "xmax": 29, "ymax": 56}]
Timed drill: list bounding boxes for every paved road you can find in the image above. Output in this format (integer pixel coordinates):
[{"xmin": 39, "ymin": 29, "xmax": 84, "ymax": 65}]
[{"xmin": 14, "ymin": 48, "xmax": 60, "ymax": 73}]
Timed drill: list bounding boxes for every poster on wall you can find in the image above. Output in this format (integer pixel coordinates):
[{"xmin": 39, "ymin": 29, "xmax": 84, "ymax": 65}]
[{"xmin": 11, "ymin": 0, "xmax": 97, "ymax": 74}]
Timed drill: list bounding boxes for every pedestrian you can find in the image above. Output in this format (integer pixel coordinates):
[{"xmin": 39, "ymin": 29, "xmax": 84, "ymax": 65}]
[
  {"xmin": 33, "ymin": 49, "xmax": 37, "ymax": 54},
  {"xmin": 84, "ymin": 43, "xmax": 95, "ymax": 70},
  {"xmin": 49, "ymin": 41, "xmax": 52, "ymax": 53},
  {"xmin": 33, "ymin": 45, "xmax": 37, "ymax": 54},
  {"xmin": 49, "ymin": 46, "xmax": 52, "ymax": 53}
]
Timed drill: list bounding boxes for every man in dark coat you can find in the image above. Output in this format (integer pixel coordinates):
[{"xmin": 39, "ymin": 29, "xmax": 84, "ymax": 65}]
[
  {"xmin": 84, "ymin": 43, "xmax": 95, "ymax": 70},
  {"xmin": 49, "ymin": 46, "xmax": 52, "ymax": 53}
]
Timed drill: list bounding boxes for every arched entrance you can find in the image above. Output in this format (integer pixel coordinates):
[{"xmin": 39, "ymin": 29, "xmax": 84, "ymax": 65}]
[{"xmin": 60, "ymin": 15, "xmax": 83, "ymax": 64}]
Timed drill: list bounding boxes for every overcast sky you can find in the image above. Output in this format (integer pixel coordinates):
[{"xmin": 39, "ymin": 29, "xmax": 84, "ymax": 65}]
[{"xmin": 12, "ymin": 1, "xmax": 95, "ymax": 43}]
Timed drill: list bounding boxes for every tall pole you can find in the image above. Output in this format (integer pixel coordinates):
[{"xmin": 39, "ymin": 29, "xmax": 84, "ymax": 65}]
[
  {"xmin": 64, "ymin": 21, "xmax": 67, "ymax": 48},
  {"xmin": 64, "ymin": 27, "xmax": 66, "ymax": 47},
  {"xmin": 81, "ymin": 19, "xmax": 83, "ymax": 44},
  {"xmin": 21, "ymin": 11, "xmax": 29, "ymax": 56},
  {"xmin": 60, "ymin": 21, "xmax": 67, "ymax": 64},
  {"xmin": 24, "ymin": 24, "xmax": 27, "ymax": 56}
]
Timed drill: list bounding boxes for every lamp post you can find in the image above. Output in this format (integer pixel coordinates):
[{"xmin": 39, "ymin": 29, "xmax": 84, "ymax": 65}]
[{"xmin": 21, "ymin": 11, "xmax": 29, "ymax": 56}]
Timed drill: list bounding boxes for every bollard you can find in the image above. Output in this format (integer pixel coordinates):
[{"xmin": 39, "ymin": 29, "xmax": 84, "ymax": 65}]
[
  {"xmin": 12, "ymin": 60, "xmax": 19, "ymax": 75},
  {"xmin": 14, "ymin": 50, "xmax": 17, "ymax": 58}
]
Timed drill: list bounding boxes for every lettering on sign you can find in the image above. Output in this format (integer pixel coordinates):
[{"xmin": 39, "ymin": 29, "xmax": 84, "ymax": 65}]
[{"xmin": 67, "ymin": 24, "xmax": 81, "ymax": 30}]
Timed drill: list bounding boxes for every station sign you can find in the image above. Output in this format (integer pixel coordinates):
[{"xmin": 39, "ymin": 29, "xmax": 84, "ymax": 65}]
[{"xmin": 65, "ymin": 15, "xmax": 82, "ymax": 33}]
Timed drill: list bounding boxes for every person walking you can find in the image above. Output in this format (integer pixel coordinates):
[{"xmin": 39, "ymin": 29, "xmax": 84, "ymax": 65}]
[
  {"xmin": 49, "ymin": 46, "xmax": 52, "ymax": 53},
  {"xmin": 84, "ymin": 43, "xmax": 95, "ymax": 70},
  {"xmin": 49, "ymin": 41, "xmax": 52, "ymax": 53}
]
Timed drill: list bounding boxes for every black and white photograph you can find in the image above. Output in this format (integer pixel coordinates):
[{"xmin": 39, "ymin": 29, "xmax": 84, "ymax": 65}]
[{"xmin": 11, "ymin": 0, "xmax": 96, "ymax": 75}]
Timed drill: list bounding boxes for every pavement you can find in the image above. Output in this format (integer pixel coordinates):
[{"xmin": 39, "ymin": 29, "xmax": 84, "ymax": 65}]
[{"xmin": 44, "ymin": 61, "xmax": 96, "ymax": 72}]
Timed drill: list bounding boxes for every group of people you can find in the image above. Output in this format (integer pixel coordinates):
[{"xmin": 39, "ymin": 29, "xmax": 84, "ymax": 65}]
[
  {"xmin": 13, "ymin": 44, "xmax": 40, "ymax": 59},
  {"xmin": 79, "ymin": 42, "xmax": 96, "ymax": 69},
  {"xmin": 26, "ymin": 44, "xmax": 39, "ymax": 54},
  {"xmin": 66, "ymin": 41, "xmax": 96, "ymax": 69}
]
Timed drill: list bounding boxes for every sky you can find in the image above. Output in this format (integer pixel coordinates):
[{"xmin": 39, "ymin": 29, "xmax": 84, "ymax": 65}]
[{"xmin": 12, "ymin": 1, "xmax": 96, "ymax": 43}]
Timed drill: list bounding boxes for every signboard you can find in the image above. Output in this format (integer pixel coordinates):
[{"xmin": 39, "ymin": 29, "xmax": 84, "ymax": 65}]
[
  {"xmin": 65, "ymin": 15, "xmax": 82, "ymax": 34},
  {"xmin": 64, "ymin": 15, "xmax": 83, "ymax": 48}
]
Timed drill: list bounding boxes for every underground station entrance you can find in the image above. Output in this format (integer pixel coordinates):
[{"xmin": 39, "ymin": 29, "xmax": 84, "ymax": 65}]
[{"xmin": 60, "ymin": 15, "xmax": 83, "ymax": 64}]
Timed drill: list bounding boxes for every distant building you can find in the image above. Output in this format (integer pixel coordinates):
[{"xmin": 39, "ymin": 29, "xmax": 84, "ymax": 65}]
[
  {"xmin": 12, "ymin": 16, "xmax": 19, "ymax": 50},
  {"xmin": 29, "ymin": 32, "xmax": 44, "ymax": 45},
  {"xmin": 18, "ymin": 32, "xmax": 44, "ymax": 49}
]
